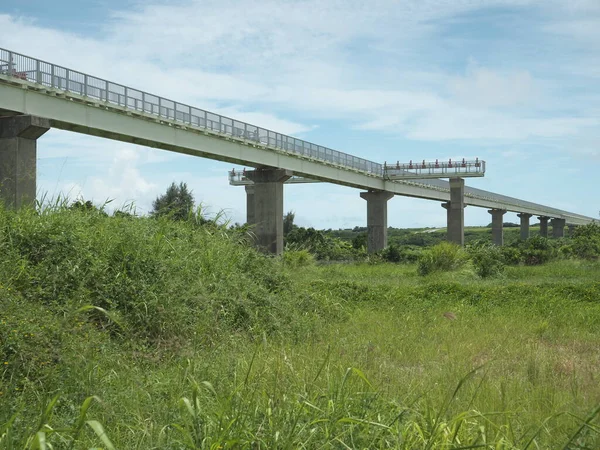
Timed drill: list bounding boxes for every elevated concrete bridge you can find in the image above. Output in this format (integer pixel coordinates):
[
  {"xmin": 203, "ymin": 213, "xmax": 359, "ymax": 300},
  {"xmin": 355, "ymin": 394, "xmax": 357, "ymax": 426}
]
[{"xmin": 0, "ymin": 48, "xmax": 595, "ymax": 253}]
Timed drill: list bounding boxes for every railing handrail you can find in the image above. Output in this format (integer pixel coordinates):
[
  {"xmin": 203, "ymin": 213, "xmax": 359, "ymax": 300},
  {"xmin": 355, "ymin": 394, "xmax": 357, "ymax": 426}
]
[
  {"xmin": 0, "ymin": 47, "xmax": 384, "ymax": 177},
  {"xmin": 0, "ymin": 47, "xmax": 595, "ymax": 222}
]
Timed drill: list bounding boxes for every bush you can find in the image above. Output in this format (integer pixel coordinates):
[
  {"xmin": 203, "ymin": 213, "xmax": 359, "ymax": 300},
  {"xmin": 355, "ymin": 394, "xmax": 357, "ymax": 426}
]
[
  {"xmin": 500, "ymin": 246, "xmax": 522, "ymax": 265},
  {"xmin": 517, "ymin": 236, "xmax": 556, "ymax": 266},
  {"xmin": 569, "ymin": 224, "xmax": 600, "ymax": 260},
  {"xmin": 467, "ymin": 243, "xmax": 505, "ymax": 278},
  {"xmin": 281, "ymin": 249, "xmax": 315, "ymax": 268},
  {"xmin": 417, "ymin": 242, "xmax": 468, "ymax": 276},
  {"xmin": 0, "ymin": 206, "xmax": 332, "ymax": 343},
  {"xmin": 286, "ymin": 227, "xmax": 359, "ymax": 261},
  {"xmin": 380, "ymin": 244, "xmax": 421, "ymax": 263},
  {"xmin": 570, "ymin": 237, "xmax": 600, "ymax": 260}
]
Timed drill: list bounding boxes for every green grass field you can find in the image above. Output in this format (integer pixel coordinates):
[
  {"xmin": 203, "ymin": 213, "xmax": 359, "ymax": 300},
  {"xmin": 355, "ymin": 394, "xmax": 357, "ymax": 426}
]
[{"xmin": 1, "ymin": 206, "xmax": 599, "ymax": 448}]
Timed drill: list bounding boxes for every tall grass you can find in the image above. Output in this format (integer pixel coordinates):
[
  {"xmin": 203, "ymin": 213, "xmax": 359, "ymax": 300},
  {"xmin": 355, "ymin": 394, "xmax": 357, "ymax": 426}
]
[{"xmin": 1, "ymin": 205, "xmax": 600, "ymax": 448}]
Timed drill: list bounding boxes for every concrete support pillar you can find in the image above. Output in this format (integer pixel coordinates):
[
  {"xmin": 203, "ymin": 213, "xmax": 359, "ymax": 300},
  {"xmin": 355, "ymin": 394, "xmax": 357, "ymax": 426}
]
[
  {"xmin": 488, "ymin": 209, "xmax": 507, "ymax": 245},
  {"xmin": 517, "ymin": 213, "xmax": 532, "ymax": 240},
  {"xmin": 245, "ymin": 169, "xmax": 292, "ymax": 255},
  {"xmin": 244, "ymin": 185, "xmax": 255, "ymax": 225},
  {"xmin": 442, "ymin": 177, "xmax": 465, "ymax": 245},
  {"xmin": 360, "ymin": 190, "xmax": 394, "ymax": 253},
  {"xmin": 568, "ymin": 224, "xmax": 576, "ymax": 236},
  {"xmin": 538, "ymin": 216, "xmax": 549, "ymax": 238},
  {"xmin": 0, "ymin": 115, "xmax": 50, "ymax": 209},
  {"xmin": 551, "ymin": 218, "xmax": 566, "ymax": 238}
]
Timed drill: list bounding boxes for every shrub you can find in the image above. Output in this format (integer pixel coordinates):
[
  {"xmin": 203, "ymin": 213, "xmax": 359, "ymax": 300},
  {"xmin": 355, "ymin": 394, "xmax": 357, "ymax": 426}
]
[
  {"xmin": 467, "ymin": 243, "xmax": 505, "ymax": 278},
  {"xmin": 518, "ymin": 236, "xmax": 556, "ymax": 266},
  {"xmin": 281, "ymin": 249, "xmax": 315, "ymax": 268},
  {"xmin": 0, "ymin": 206, "xmax": 329, "ymax": 343},
  {"xmin": 380, "ymin": 244, "xmax": 421, "ymax": 263},
  {"xmin": 417, "ymin": 242, "xmax": 468, "ymax": 276},
  {"xmin": 500, "ymin": 245, "xmax": 522, "ymax": 265},
  {"xmin": 570, "ymin": 236, "xmax": 600, "ymax": 260}
]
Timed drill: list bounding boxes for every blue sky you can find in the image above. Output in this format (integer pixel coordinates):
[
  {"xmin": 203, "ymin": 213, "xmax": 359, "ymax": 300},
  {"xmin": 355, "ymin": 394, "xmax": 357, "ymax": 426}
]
[{"xmin": 1, "ymin": 0, "xmax": 599, "ymax": 228}]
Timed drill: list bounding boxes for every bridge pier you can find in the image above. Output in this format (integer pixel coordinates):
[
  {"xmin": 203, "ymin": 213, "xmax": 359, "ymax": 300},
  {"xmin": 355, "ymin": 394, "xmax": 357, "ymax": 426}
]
[
  {"xmin": 568, "ymin": 224, "xmax": 576, "ymax": 236},
  {"xmin": 441, "ymin": 177, "xmax": 465, "ymax": 245},
  {"xmin": 0, "ymin": 115, "xmax": 50, "ymax": 209},
  {"xmin": 360, "ymin": 190, "xmax": 394, "ymax": 253},
  {"xmin": 517, "ymin": 213, "xmax": 532, "ymax": 240},
  {"xmin": 245, "ymin": 168, "xmax": 292, "ymax": 255},
  {"xmin": 551, "ymin": 218, "xmax": 566, "ymax": 238},
  {"xmin": 538, "ymin": 216, "xmax": 549, "ymax": 238},
  {"xmin": 245, "ymin": 185, "xmax": 255, "ymax": 225},
  {"xmin": 488, "ymin": 209, "xmax": 506, "ymax": 245}
]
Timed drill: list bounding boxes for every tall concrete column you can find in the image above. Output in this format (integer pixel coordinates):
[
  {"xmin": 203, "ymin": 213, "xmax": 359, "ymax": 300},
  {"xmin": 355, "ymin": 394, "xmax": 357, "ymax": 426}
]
[
  {"xmin": 245, "ymin": 168, "xmax": 292, "ymax": 255},
  {"xmin": 360, "ymin": 190, "xmax": 394, "ymax": 253},
  {"xmin": 568, "ymin": 224, "xmax": 576, "ymax": 236},
  {"xmin": 551, "ymin": 218, "xmax": 566, "ymax": 238},
  {"xmin": 488, "ymin": 209, "xmax": 507, "ymax": 246},
  {"xmin": 0, "ymin": 115, "xmax": 50, "ymax": 209},
  {"xmin": 538, "ymin": 216, "xmax": 549, "ymax": 238},
  {"xmin": 443, "ymin": 177, "xmax": 465, "ymax": 245},
  {"xmin": 245, "ymin": 185, "xmax": 255, "ymax": 225},
  {"xmin": 517, "ymin": 213, "xmax": 532, "ymax": 240}
]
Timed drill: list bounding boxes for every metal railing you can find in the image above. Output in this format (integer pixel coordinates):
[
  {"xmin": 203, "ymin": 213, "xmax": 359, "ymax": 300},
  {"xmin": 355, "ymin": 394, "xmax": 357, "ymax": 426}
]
[
  {"xmin": 228, "ymin": 169, "xmax": 318, "ymax": 185},
  {"xmin": 0, "ymin": 48, "xmax": 594, "ymax": 221},
  {"xmin": 384, "ymin": 158, "xmax": 485, "ymax": 179},
  {"xmin": 0, "ymin": 48, "xmax": 383, "ymax": 177}
]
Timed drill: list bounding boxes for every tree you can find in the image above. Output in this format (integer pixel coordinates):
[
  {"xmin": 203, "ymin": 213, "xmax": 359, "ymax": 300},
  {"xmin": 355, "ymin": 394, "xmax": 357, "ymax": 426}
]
[
  {"xmin": 151, "ymin": 182, "xmax": 194, "ymax": 221},
  {"xmin": 283, "ymin": 210, "xmax": 296, "ymax": 236}
]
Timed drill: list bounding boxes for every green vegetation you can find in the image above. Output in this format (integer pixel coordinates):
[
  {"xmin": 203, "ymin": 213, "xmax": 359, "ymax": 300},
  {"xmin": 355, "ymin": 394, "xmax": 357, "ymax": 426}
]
[{"xmin": 1, "ymin": 204, "xmax": 600, "ymax": 448}]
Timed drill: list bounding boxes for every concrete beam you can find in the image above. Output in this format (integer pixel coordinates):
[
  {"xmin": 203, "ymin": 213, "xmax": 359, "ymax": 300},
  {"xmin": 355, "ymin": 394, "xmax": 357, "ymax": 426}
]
[
  {"xmin": 0, "ymin": 115, "xmax": 50, "ymax": 209},
  {"xmin": 245, "ymin": 168, "xmax": 292, "ymax": 255},
  {"xmin": 517, "ymin": 213, "xmax": 532, "ymax": 240},
  {"xmin": 488, "ymin": 209, "xmax": 507, "ymax": 245},
  {"xmin": 245, "ymin": 185, "xmax": 255, "ymax": 225},
  {"xmin": 538, "ymin": 216, "xmax": 549, "ymax": 238},
  {"xmin": 0, "ymin": 81, "xmax": 596, "ymax": 224},
  {"xmin": 360, "ymin": 190, "xmax": 394, "ymax": 253},
  {"xmin": 552, "ymin": 218, "xmax": 566, "ymax": 238}
]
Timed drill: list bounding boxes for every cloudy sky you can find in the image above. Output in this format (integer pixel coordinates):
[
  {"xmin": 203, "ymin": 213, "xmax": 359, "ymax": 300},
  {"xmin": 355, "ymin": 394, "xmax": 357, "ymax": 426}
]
[{"xmin": 1, "ymin": 0, "xmax": 598, "ymax": 228}]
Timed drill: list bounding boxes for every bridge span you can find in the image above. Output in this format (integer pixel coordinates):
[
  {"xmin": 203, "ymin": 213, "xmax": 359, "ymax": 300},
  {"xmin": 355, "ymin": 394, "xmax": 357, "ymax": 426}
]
[{"xmin": 0, "ymin": 48, "xmax": 595, "ymax": 253}]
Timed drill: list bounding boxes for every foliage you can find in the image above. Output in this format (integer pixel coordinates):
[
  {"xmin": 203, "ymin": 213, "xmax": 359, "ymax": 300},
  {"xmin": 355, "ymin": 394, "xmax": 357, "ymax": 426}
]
[
  {"xmin": 351, "ymin": 232, "xmax": 367, "ymax": 250},
  {"xmin": 151, "ymin": 181, "xmax": 195, "ymax": 221},
  {"xmin": 380, "ymin": 243, "xmax": 421, "ymax": 263},
  {"xmin": 569, "ymin": 223, "xmax": 600, "ymax": 260},
  {"xmin": 466, "ymin": 242, "xmax": 505, "ymax": 278},
  {"xmin": 2, "ymin": 203, "xmax": 600, "ymax": 448},
  {"xmin": 417, "ymin": 242, "xmax": 468, "ymax": 276},
  {"xmin": 283, "ymin": 210, "xmax": 296, "ymax": 236},
  {"xmin": 0, "ymin": 205, "xmax": 331, "ymax": 344},
  {"xmin": 500, "ymin": 245, "xmax": 523, "ymax": 265},
  {"xmin": 281, "ymin": 249, "xmax": 314, "ymax": 268},
  {"xmin": 286, "ymin": 226, "xmax": 359, "ymax": 261},
  {"xmin": 515, "ymin": 236, "xmax": 557, "ymax": 266}
]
